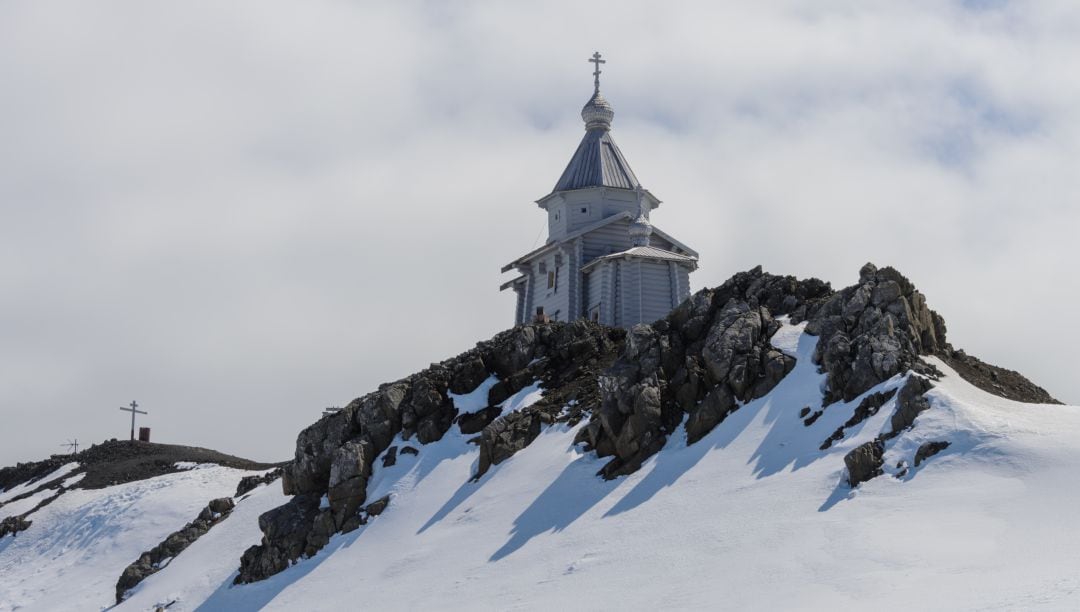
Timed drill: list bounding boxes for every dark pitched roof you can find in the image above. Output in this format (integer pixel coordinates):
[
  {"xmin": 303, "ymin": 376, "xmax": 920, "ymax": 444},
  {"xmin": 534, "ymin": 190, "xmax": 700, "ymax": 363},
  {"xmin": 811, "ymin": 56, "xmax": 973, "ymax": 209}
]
[{"xmin": 553, "ymin": 129, "xmax": 640, "ymax": 192}]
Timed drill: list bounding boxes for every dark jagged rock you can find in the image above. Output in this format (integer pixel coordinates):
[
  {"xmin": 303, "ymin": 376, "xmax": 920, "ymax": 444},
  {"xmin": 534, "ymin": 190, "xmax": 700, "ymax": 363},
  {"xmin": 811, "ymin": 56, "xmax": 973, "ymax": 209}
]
[
  {"xmin": 116, "ymin": 497, "xmax": 236, "ymax": 603},
  {"xmin": 845, "ymin": 440, "xmax": 885, "ymax": 487},
  {"xmin": 477, "ymin": 411, "xmax": 542, "ymax": 477},
  {"xmin": 889, "ymin": 376, "xmax": 935, "ymax": 436},
  {"xmin": 235, "ymin": 467, "xmax": 283, "ymax": 498},
  {"xmin": 0, "ymin": 515, "xmax": 31, "ymax": 538},
  {"xmin": 582, "ymin": 267, "xmax": 826, "ymax": 478},
  {"xmin": 806, "ymin": 263, "xmax": 946, "ymax": 405},
  {"xmin": 915, "ymin": 441, "xmax": 951, "ymax": 466},
  {"xmin": 456, "ymin": 406, "xmax": 503, "ymax": 435},
  {"xmin": 382, "ymin": 446, "xmax": 398, "ymax": 468},
  {"xmin": 820, "ymin": 389, "xmax": 898, "ymax": 450},
  {"xmin": 365, "ymin": 495, "xmax": 390, "ymax": 516},
  {"xmin": 240, "ymin": 319, "xmax": 623, "ymax": 582},
  {"xmin": 236, "ymin": 493, "xmax": 322, "ymax": 584},
  {"xmin": 327, "ymin": 439, "xmax": 375, "ymax": 527},
  {"xmin": 400, "ymin": 446, "xmax": 419, "ymax": 456},
  {"xmin": 686, "ymin": 386, "xmax": 737, "ymax": 445}
]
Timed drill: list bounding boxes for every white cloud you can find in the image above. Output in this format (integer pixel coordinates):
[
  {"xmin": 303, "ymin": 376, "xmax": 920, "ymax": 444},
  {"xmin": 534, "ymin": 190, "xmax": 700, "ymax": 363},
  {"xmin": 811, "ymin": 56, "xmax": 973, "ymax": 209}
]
[{"xmin": 1, "ymin": 0, "xmax": 1077, "ymax": 464}]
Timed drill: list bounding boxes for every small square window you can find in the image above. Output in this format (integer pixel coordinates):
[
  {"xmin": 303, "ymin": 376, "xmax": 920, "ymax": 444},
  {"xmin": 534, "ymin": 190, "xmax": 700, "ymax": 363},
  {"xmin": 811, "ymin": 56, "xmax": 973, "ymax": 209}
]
[{"xmin": 580, "ymin": 207, "xmax": 588, "ymax": 214}]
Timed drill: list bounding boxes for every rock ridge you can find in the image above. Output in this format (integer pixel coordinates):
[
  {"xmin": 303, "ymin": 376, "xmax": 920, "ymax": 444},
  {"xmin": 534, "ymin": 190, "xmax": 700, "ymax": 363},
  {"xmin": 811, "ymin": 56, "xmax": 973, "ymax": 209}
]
[{"xmin": 236, "ymin": 263, "xmax": 1059, "ymax": 583}]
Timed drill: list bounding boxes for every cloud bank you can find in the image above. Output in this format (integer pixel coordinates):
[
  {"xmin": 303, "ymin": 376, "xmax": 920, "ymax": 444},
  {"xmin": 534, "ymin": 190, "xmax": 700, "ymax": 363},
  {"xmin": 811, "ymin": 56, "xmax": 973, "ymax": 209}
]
[{"xmin": 1, "ymin": 1, "xmax": 1077, "ymax": 464}]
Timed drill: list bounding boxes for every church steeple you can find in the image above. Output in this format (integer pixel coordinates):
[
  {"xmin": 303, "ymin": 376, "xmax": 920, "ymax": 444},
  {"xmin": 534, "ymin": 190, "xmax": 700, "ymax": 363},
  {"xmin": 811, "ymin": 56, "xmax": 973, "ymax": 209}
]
[
  {"xmin": 552, "ymin": 52, "xmax": 641, "ymax": 193},
  {"xmin": 581, "ymin": 51, "xmax": 614, "ymax": 131}
]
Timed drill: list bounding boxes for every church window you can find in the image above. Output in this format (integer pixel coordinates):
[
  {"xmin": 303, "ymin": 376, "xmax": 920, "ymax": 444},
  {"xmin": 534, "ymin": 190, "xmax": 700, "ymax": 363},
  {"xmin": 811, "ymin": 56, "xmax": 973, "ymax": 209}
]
[
  {"xmin": 539, "ymin": 262, "xmax": 547, "ymax": 274},
  {"xmin": 548, "ymin": 270, "xmax": 556, "ymax": 289},
  {"xmin": 591, "ymin": 306, "xmax": 600, "ymax": 322},
  {"xmin": 580, "ymin": 206, "xmax": 588, "ymax": 214}
]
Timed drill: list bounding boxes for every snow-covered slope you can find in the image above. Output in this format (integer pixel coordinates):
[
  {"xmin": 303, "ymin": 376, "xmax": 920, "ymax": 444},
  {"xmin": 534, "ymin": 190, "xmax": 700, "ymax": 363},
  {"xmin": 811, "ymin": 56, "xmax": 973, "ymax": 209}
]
[
  {"xmin": 0, "ymin": 464, "xmax": 273, "ymax": 611},
  {"xmin": 9, "ymin": 320, "xmax": 1066, "ymax": 611}
]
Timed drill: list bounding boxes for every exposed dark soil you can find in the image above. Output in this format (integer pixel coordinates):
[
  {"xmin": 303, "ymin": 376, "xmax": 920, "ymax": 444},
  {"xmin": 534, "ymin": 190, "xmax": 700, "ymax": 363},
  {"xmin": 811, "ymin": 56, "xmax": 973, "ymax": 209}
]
[
  {"xmin": 941, "ymin": 349, "xmax": 1061, "ymax": 405},
  {"xmin": 1, "ymin": 439, "xmax": 283, "ymax": 493}
]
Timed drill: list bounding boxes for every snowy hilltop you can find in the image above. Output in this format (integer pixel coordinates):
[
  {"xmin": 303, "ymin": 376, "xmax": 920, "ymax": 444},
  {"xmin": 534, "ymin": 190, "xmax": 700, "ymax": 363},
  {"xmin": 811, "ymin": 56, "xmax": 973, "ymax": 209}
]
[{"xmin": 2, "ymin": 264, "xmax": 1078, "ymax": 611}]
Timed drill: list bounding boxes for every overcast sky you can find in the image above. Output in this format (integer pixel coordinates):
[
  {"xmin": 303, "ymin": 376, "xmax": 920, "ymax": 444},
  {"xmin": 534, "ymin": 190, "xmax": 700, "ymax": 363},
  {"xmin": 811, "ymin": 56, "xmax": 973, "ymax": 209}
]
[{"xmin": 1, "ymin": 1, "xmax": 1077, "ymax": 466}]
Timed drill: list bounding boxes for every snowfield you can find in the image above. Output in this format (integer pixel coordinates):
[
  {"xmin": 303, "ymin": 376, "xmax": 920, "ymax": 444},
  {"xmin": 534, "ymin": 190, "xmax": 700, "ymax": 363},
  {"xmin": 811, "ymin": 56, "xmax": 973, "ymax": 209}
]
[
  {"xmin": 3, "ymin": 322, "xmax": 1080, "ymax": 610},
  {"xmin": 0, "ymin": 464, "xmax": 268, "ymax": 611}
]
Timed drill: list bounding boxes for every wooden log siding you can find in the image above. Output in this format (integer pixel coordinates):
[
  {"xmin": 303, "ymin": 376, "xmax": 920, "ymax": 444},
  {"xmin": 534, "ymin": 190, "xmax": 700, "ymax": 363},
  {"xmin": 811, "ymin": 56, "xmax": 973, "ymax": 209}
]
[
  {"xmin": 639, "ymin": 259, "xmax": 676, "ymax": 324},
  {"xmin": 586, "ymin": 265, "xmax": 604, "ymax": 322},
  {"xmin": 583, "ymin": 221, "xmax": 633, "ymax": 260},
  {"xmin": 570, "ymin": 239, "xmax": 584, "ymax": 320},
  {"xmin": 529, "ymin": 256, "xmax": 569, "ymax": 322}
]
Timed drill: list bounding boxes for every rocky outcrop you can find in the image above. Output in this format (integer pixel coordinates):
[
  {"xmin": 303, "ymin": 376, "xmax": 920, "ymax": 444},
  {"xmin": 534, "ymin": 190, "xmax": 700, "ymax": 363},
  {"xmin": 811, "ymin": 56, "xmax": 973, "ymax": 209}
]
[
  {"xmin": 238, "ymin": 320, "xmax": 623, "ymax": 583},
  {"xmin": 806, "ymin": 263, "xmax": 946, "ymax": 405},
  {"xmin": 235, "ymin": 467, "xmax": 283, "ymax": 498},
  {"xmin": 576, "ymin": 267, "xmax": 829, "ymax": 478},
  {"xmin": 842, "ymin": 375, "xmax": 937, "ymax": 488},
  {"xmin": 116, "ymin": 497, "xmax": 236, "ymax": 603},
  {"xmin": 236, "ymin": 493, "xmax": 323, "ymax": 583},
  {"xmin": 236, "ymin": 263, "xmax": 1062, "ymax": 584}
]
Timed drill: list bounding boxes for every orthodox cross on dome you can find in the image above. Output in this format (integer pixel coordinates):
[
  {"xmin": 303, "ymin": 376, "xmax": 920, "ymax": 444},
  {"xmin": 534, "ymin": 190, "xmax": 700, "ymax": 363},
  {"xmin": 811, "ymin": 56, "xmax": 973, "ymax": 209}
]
[{"xmin": 589, "ymin": 51, "xmax": 606, "ymax": 93}]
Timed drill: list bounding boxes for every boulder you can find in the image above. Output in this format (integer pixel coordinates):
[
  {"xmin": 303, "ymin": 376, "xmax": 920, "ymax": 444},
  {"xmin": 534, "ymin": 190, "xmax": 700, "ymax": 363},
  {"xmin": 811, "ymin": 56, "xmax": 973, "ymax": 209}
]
[
  {"xmin": 914, "ymin": 440, "xmax": 951, "ymax": 466},
  {"xmin": 845, "ymin": 440, "xmax": 885, "ymax": 487},
  {"xmin": 365, "ymin": 495, "xmax": 391, "ymax": 516},
  {"xmin": 381, "ymin": 446, "xmax": 398, "ymax": 468}
]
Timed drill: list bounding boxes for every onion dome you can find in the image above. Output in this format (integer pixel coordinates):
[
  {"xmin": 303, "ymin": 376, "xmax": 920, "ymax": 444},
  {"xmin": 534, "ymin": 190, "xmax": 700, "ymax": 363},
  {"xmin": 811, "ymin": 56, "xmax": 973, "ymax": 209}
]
[
  {"xmin": 581, "ymin": 91, "xmax": 614, "ymax": 131},
  {"xmin": 628, "ymin": 211, "xmax": 653, "ymax": 247}
]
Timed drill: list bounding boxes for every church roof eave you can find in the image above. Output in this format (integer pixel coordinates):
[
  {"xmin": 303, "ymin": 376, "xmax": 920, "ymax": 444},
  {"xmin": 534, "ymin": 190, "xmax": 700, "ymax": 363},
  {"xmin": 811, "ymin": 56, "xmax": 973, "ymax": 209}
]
[
  {"xmin": 535, "ymin": 186, "xmax": 661, "ymax": 210},
  {"xmin": 649, "ymin": 225, "xmax": 698, "ymax": 258},
  {"xmin": 499, "ymin": 275, "xmax": 528, "ymax": 291},
  {"xmin": 580, "ymin": 245, "xmax": 699, "ymax": 273},
  {"xmin": 500, "ymin": 212, "xmax": 635, "ymax": 272}
]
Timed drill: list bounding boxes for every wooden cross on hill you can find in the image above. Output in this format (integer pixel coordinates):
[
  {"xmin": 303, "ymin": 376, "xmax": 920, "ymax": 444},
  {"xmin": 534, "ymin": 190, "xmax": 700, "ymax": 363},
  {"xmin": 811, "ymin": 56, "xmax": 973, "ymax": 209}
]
[{"xmin": 119, "ymin": 400, "xmax": 147, "ymax": 441}]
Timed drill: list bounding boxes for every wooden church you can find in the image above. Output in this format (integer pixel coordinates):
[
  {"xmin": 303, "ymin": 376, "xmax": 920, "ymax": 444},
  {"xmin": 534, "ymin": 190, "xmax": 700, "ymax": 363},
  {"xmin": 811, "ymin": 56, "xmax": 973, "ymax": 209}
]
[{"xmin": 500, "ymin": 54, "xmax": 698, "ymax": 328}]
